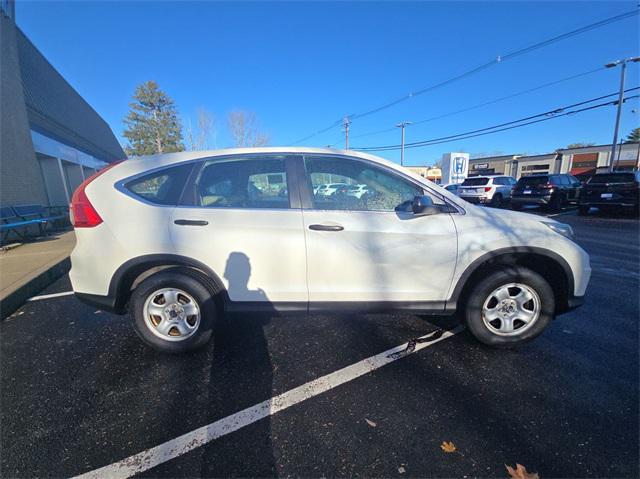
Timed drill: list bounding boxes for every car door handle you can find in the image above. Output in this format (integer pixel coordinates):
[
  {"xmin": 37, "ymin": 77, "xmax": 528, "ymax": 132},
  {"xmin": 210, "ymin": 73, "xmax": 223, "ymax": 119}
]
[
  {"xmin": 308, "ymin": 224, "xmax": 344, "ymax": 232},
  {"xmin": 174, "ymin": 219, "xmax": 209, "ymax": 226}
]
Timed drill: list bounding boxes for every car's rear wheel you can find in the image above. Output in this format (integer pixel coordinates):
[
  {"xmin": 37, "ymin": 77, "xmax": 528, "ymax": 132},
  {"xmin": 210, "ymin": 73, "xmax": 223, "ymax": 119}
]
[
  {"xmin": 464, "ymin": 267, "xmax": 554, "ymax": 348},
  {"xmin": 131, "ymin": 270, "xmax": 217, "ymax": 353},
  {"xmin": 578, "ymin": 205, "xmax": 590, "ymax": 216},
  {"xmin": 548, "ymin": 194, "xmax": 563, "ymax": 212},
  {"xmin": 511, "ymin": 202, "xmax": 522, "ymax": 211},
  {"xmin": 490, "ymin": 193, "xmax": 503, "ymax": 208}
]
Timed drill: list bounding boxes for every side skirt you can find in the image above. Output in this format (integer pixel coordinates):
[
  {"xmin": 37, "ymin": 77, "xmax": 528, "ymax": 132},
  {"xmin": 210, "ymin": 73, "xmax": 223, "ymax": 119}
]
[{"xmin": 225, "ymin": 300, "xmax": 450, "ymax": 315}]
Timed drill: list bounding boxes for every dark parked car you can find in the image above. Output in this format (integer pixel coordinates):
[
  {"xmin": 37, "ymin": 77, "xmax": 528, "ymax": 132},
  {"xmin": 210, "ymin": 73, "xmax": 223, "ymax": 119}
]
[
  {"xmin": 511, "ymin": 174, "xmax": 581, "ymax": 212},
  {"xmin": 578, "ymin": 171, "xmax": 640, "ymax": 215}
]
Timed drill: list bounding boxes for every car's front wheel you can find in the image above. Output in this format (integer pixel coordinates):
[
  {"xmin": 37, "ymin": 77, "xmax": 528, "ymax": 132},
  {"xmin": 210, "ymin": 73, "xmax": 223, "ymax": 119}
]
[
  {"xmin": 130, "ymin": 270, "xmax": 217, "ymax": 353},
  {"xmin": 465, "ymin": 267, "xmax": 554, "ymax": 348}
]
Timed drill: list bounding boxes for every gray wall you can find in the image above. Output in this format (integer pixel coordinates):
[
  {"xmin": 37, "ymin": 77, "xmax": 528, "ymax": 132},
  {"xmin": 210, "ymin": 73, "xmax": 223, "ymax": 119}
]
[{"xmin": 0, "ymin": 14, "xmax": 48, "ymax": 207}]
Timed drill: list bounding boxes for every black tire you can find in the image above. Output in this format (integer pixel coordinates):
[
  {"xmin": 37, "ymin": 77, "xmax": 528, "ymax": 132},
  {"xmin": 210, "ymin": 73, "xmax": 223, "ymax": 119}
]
[
  {"xmin": 511, "ymin": 202, "xmax": 522, "ymax": 211},
  {"xmin": 130, "ymin": 269, "xmax": 218, "ymax": 354},
  {"xmin": 578, "ymin": 205, "xmax": 589, "ymax": 216},
  {"xmin": 548, "ymin": 194, "xmax": 563, "ymax": 212},
  {"xmin": 464, "ymin": 266, "xmax": 554, "ymax": 348},
  {"xmin": 490, "ymin": 194, "xmax": 503, "ymax": 208}
]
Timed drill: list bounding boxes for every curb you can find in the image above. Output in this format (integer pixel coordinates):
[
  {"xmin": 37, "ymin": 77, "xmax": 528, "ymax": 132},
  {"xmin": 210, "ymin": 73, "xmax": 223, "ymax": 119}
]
[{"xmin": 0, "ymin": 257, "xmax": 71, "ymax": 320}]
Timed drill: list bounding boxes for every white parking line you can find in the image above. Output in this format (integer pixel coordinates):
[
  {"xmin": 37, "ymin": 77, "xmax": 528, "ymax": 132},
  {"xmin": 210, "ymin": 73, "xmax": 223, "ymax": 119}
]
[
  {"xmin": 73, "ymin": 325, "xmax": 464, "ymax": 479},
  {"xmin": 27, "ymin": 291, "xmax": 74, "ymax": 301}
]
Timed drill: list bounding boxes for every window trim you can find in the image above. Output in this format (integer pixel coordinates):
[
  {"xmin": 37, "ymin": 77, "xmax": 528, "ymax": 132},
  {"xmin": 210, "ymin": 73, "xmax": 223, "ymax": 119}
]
[{"xmin": 298, "ymin": 153, "xmax": 461, "ymax": 214}]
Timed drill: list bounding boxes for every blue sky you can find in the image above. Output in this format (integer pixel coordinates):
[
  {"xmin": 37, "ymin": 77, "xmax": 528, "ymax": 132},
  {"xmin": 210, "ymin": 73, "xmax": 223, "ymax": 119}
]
[{"xmin": 16, "ymin": 1, "xmax": 640, "ymax": 165}]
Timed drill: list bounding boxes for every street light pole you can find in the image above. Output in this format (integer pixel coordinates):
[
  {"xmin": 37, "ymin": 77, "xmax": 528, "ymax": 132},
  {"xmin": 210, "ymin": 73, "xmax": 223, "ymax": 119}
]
[
  {"xmin": 606, "ymin": 57, "xmax": 640, "ymax": 172},
  {"xmin": 396, "ymin": 121, "xmax": 411, "ymax": 166}
]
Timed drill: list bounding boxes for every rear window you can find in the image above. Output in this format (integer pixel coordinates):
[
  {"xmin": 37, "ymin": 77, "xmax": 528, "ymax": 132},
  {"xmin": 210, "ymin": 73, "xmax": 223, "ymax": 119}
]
[
  {"xmin": 588, "ymin": 173, "xmax": 636, "ymax": 184},
  {"xmin": 126, "ymin": 164, "xmax": 193, "ymax": 205},
  {"xmin": 461, "ymin": 177, "xmax": 489, "ymax": 186},
  {"xmin": 517, "ymin": 176, "xmax": 549, "ymax": 187}
]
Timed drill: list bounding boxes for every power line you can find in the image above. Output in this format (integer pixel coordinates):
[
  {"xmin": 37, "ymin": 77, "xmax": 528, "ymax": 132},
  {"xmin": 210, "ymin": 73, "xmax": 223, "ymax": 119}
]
[
  {"xmin": 290, "ymin": 8, "xmax": 639, "ymax": 145},
  {"xmin": 350, "ymin": 66, "xmax": 606, "ymax": 140},
  {"xmin": 353, "ymin": 88, "xmax": 640, "ymax": 152}
]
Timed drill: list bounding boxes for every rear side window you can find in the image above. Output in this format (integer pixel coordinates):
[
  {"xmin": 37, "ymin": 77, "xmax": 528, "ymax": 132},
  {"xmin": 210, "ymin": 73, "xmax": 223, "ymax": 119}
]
[
  {"xmin": 126, "ymin": 164, "xmax": 193, "ymax": 205},
  {"xmin": 461, "ymin": 177, "xmax": 489, "ymax": 186},
  {"xmin": 194, "ymin": 157, "xmax": 290, "ymax": 209},
  {"xmin": 517, "ymin": 176, "xmax": 548, "ymax": 187},
  {"xmin": 588, "ymin": 173, "xmax": 636, "ymax": 184}
]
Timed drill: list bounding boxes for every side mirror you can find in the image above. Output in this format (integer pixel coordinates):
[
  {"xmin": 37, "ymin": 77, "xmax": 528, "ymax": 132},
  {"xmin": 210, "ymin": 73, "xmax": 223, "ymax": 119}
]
[{"xmin": 412, "ymin": 195, "xmax": 440, "ymax": 216}]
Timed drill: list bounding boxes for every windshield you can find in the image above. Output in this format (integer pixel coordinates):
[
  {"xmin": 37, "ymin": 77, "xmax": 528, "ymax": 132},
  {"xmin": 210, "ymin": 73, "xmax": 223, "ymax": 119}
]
[
  {"xmin": 461, "ymin": 177, "xmax": 489, "ymax": 186},
  {"xmin": 588, "ymin": 173, "xmax": 635, "ymax": 184}
]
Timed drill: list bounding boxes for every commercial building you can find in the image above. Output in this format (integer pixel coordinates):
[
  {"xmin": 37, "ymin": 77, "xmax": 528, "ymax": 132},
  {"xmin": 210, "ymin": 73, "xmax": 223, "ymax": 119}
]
[
  {"xmin": 557, "ymin": 143, "xmax": 640, "ymax": 177},
  {"xmin": 467, "ymin": 143, "xmax": 639, "ymax": 180},
  {"xmin": 405, "ymin": 166, "xmax": 442, "ymax": 182},
  {"xmin": 1, "ymin": 1, "xmax": 124, "ymax": 209}
]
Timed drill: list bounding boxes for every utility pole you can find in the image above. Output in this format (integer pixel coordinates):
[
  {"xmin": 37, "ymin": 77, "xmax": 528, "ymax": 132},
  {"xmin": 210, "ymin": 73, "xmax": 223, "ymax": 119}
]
[
  {"xmin": 343, "ymin": 117, "xmax": 351, "ymax": 149},
  {"xmin": 605, "ymin": 56, "xmax": 640, "ymax": 171},
  {"xmin": 396, "ymin": 121, "xmax": 411, "ymax": 166}
]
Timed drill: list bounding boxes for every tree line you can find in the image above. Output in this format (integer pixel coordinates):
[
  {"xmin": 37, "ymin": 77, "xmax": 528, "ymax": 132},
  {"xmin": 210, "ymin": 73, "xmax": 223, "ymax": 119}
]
[{"xmin": 122, "ymin": 80, "xmax": 270, "ymax": 157}]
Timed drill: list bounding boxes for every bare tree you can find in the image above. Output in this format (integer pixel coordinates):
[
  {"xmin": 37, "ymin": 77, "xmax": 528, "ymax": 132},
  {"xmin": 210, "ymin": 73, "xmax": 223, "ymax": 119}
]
[
  {"xmin": 185, "ymin": 108, "xmax": 217, "ymax": 151},
  {"xmin": 227, "ymin": 110, "xmax": 270, "ymax": 147}
]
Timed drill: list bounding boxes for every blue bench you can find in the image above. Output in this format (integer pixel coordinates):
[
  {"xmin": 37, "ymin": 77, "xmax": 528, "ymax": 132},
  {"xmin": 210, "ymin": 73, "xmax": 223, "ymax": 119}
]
[{"xmin": 1, "ymin": 204, "xmax": 69, "ymax": 243}]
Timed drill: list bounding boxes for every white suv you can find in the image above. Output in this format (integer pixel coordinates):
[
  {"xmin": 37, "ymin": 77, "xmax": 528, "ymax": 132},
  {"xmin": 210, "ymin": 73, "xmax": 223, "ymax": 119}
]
[
  {"xmin": 458, "ymin": 175, "xmax": 517, "ymax": 206},
  {"xmin": 69, "ymin": 148, "xmax": 590, "ymax": 353}
]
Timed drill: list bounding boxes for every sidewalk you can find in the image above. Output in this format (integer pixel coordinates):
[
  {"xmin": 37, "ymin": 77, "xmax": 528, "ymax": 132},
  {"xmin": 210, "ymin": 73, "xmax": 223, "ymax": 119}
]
[{"xmin": 0, "ymin": 230, "xmax": 75, "ymax": 318}]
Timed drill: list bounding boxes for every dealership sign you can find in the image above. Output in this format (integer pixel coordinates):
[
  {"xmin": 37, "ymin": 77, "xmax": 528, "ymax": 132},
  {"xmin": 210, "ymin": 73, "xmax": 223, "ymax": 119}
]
[{"xmin": 441, "ymin": 153, "xmax": 470, "ymax": 184}]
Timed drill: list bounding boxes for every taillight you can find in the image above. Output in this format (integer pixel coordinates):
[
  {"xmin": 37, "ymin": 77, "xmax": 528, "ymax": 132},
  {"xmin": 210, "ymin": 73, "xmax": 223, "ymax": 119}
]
[
  {"xmin": 540, "ymin": 183, "xmax": 554, "ymax": 189},
  {"xmin": 70, "ymin": 161, "xmax": 122, "ymax": 228},
  {"xmin": 484, "ymin": 187, "xmax": 492, "ymax": 192}
]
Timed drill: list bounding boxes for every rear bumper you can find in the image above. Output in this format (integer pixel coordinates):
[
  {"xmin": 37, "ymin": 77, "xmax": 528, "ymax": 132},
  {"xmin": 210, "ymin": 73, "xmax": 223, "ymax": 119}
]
[
  {"xmin": 579, "ymin": 200, "xmax": 638, "ymax": 208},
  {"xmin": 511, "ymin": 195, "xmax": 551, "ymax": 205},
  {"xmin": 459, "ymin": 195, "xmax": 490, "ymax": 204}
]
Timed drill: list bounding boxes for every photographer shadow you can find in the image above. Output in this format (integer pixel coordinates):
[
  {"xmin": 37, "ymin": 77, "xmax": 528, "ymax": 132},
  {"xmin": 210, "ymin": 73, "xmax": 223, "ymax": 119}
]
[{"xmin": 197, "ymin": 251, "xmax": 277, "ymax": 477}]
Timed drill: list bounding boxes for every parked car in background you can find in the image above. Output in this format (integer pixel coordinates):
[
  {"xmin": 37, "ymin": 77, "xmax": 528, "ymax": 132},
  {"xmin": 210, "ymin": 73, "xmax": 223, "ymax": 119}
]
[
  {"xmin": 578, "ymin": 171, "xmax": 640, "ymax": 215},
  {"xmin": 574, "ymin": 172, "xmax": 594, "ymax": 186},
  {"xmin": 334, "ymin": 183, "xmax": 370, "ymax": 199},
  {"xmin": 69, "ymin": 148, "xmax": 589, "ymax": 353},
  {"xmin": 511, "ymin": 174, "xmax": 581, "ymax": 212},
  {"xmin": 315, "ymin": 183, "xmax": 347, "ymax": 196},
  {"xmin": 440, "ymin": 183, "xmax": 461, "ymax": 195},
  {"xmin": 457, "ymin": 175, "xmax": 516, "ymax": 207}
]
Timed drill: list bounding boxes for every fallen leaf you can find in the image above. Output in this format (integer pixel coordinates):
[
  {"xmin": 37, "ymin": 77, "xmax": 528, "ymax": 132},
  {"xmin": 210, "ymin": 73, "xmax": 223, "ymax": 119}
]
[
  {"xmin": 440, "ymin": 441, "xmax": 457, "ymax": 453},
  {"xmin": 505, "ymin": 463, "xmax": 539, "ymax": 479},
  {"xmin": 398, "ymin": 466, "xmax": 406, "ymax": 474},
  {"xmin": 365, "ymin": 418, "xmax": 377, "ymax": 428}
]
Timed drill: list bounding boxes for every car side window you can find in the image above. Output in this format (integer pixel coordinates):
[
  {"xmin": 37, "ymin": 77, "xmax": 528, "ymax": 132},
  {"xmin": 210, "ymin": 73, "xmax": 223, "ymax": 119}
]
[
  {"xmin": 194, "ymin": 157, "xmax": 290, "ymax": 209},
  {"xmin": 304, "ymin": 156, "xmax": 426, "ymax": 212},
  {"xmin": 126, "ymin": 163, "xmax": 193, "ymax": 205}
]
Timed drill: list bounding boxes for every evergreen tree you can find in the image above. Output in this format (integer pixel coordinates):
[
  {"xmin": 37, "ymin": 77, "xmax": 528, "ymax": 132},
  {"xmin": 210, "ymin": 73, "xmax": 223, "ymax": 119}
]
[
  {"xmin": 624, "ymin": 127, "xmax": 640, "ymax": 143},
  {"xmin": 123, "ymin": 81, "xmax": 184, "ymax": 156}
]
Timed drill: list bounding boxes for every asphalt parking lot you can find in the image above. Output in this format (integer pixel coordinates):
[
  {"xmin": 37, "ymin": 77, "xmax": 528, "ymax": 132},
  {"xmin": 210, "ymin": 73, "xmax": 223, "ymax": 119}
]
[{"xmin": 1, "ymin": 209, "xmax": 638, "ymax": 478}]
